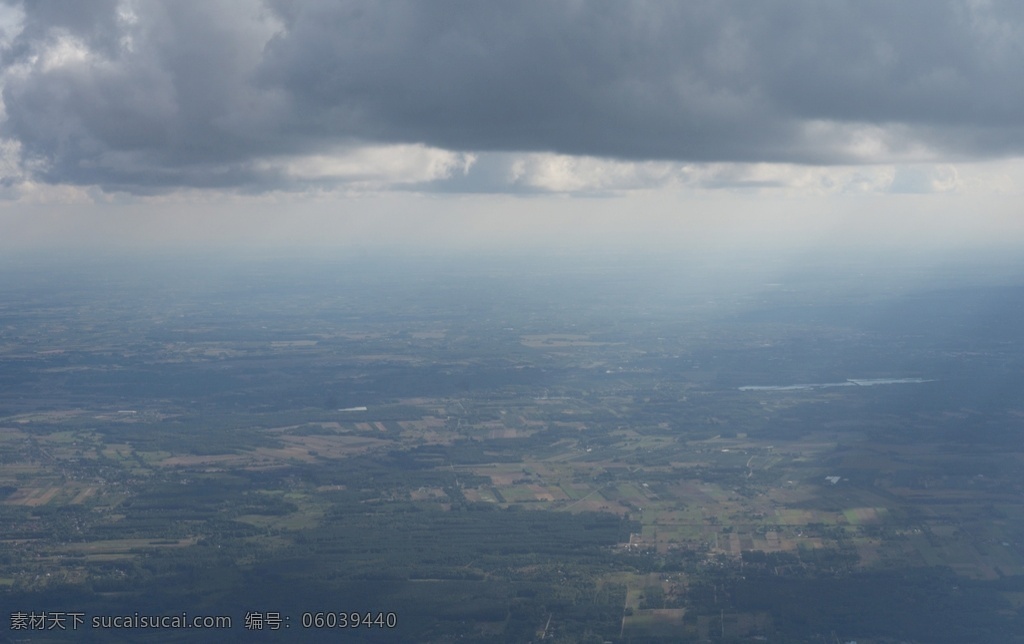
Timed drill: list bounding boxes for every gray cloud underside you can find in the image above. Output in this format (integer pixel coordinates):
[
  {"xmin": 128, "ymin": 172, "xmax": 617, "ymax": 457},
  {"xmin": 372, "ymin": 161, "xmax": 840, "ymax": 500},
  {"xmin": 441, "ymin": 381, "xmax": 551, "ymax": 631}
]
[{"xmin": 3, "ymin": 0, "xmax": 1024, "ymax": 192}]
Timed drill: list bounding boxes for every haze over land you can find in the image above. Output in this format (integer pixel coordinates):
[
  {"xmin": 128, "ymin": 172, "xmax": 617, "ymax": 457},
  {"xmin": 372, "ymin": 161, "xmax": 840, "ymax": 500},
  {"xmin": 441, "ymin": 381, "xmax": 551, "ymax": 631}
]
[{"xmin": 2, "ymin": 2, "xmax": 1024, "ymax": 642}]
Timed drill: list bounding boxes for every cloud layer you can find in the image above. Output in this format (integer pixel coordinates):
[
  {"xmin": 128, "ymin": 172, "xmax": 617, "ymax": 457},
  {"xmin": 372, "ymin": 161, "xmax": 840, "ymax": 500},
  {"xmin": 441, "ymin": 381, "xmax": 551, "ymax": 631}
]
[{"xmin": 2, "ymin": 0, "xmax": 1023, "ymax": 193}]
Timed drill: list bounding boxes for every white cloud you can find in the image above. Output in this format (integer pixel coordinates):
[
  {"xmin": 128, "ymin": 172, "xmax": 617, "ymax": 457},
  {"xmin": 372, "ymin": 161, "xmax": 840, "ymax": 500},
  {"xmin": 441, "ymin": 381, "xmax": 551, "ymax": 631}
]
[
  {"xmin": 39, "ymin": 31, "xmax": 93, "ymax": 71},
  {"xmin": 270, "ymin": 144, "xmax": 476, "ymax": 188},
  {"xmin": 506, "ymin": 153, "xmax": 676, "ymax": 193},
  {"xmin": 472, "ymin": 153, "xmax": 946, "ymax": 197}
]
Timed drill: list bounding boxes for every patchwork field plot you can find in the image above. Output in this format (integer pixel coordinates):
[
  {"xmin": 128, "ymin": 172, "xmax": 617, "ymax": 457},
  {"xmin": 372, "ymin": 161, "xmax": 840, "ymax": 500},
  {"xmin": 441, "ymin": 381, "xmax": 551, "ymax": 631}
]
[{"xmin": 4, "ymin": 255, "xmax": 1024, "ymax": 642}]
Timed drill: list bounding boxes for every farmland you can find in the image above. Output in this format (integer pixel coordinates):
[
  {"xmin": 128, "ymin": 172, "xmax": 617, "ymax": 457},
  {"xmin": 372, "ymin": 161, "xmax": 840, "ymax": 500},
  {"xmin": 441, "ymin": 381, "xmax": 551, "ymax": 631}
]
[{"xmin": 2, "ymin": 252, "xmax": 1024, "ymax": 641}]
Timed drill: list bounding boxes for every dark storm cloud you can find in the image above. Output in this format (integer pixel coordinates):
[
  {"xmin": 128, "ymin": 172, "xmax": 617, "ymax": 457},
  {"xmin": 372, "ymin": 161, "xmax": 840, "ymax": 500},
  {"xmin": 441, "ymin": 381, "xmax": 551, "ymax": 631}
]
[{"xmin": 2, "ymin": 0, "xmax": 1024, "ymax": 192}]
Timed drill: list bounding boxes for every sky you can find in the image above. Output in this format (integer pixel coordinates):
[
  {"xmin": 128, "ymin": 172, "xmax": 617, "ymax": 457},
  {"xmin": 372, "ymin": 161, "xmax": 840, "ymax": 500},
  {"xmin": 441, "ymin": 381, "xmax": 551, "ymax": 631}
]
[{"xmin": 1, "ymin": 0, "xmax": 1024, "ymax": 256}]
